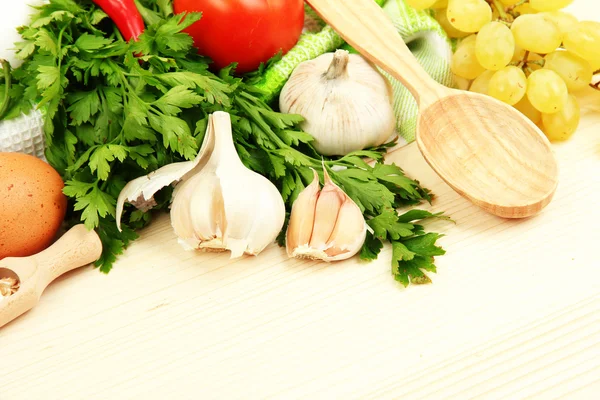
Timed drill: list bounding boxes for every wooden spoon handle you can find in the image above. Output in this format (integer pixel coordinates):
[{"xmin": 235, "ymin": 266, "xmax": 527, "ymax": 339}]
[
  {"xmin": 34, "ymin": 224, "xmax": 103, "ymax": 286},
  {"xmin": 305, "ymin": 0, "xmax": 446, "ymax": 106}
]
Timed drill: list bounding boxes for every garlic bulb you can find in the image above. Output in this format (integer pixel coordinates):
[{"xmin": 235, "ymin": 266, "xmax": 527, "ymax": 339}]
[
  {"xmin": 286, "ymin": 167, "xmax": 367, "ymax": 261},
  {"xmin": 279, "ymin": 49, "xmax": 396, "ymax": 156},
  {"xmin": 117, "ymin": 112, "xmax": 286, "ymax": 258}
]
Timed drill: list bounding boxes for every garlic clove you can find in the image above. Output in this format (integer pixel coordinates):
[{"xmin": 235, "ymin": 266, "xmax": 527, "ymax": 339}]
[
  {"xmin": 115, "ymin": 116, "xmax": 215, "ymax": 232},
  {"xmin": 323, "ymin": 198, "xmax": 367, "ymax": 260},
  {"xmin": 308, "ymin": 176, "xmax": 344, "ymax": 251},
  {"xmin": 169, "ymin": 176, "xmax": 198, "ymax": 250},
  {"xmin": 285, "ymin": 169, "xmax": 320, "ymax": 256},
  {"xmin": 286, "ymin": 165, "xmax": 367, "ymax": 262},
  {"xmin": 240, "ymin": 181, "xmax": 287, "ymax": 256},
  {"xmin": 171, "ymin": 170, "xmax": 225, "ymax": 250}
]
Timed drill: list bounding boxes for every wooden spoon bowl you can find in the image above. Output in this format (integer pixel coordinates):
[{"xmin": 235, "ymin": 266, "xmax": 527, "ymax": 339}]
[
  {"xmin": 418, "ymin": 91, "xmax": 557, "ymax": 218},
  {"xmin": 306, "ymin": 0, "xmax": 559, "ymax": 218}
]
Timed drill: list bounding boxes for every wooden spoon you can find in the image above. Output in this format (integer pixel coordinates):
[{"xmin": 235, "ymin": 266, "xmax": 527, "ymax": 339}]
[
  {"xmin": 305, "ymin": 0, "xmax": 558, "ymax": 218},
  {"xmin": 0, "ymin": 224, "xmax": 102, "ymax": 328}
]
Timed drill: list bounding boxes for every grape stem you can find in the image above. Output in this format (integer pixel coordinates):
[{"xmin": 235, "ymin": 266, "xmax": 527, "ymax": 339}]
[
  {"xmin": 505, "ymin": 0, "xmax": 529, "ymax": 13},
  {"xmin": 489, "ymin": 0, "xmax": 510, "ymax": 21},
  {"xmin": 516, "ymin": 50, "xmax": 531, "ymax": 69},
  {"xmin": 528, "ymin": 60, "xmax": 545, "ymax": 67}
]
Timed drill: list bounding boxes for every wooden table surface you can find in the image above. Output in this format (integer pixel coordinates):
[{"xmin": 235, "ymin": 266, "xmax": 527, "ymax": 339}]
[{"xmin": 2, "ymin": 3, "xmax": 600, "ymax": 399}]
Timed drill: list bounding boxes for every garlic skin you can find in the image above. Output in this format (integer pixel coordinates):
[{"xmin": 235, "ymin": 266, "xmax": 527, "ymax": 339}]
[
  {"xmin": 286, "ymin": 168, "xmax": 367, "ymax": 261},
  {"xmin": 116, "ymin": 126, "xmax": 214, "ymax": 228},
  {"xmin": 116, "ymin": 112, "xmax": 286, "ymax": 258},
  {"xmin": 279, "ymin": 49, "xmax": 396, "ymax": 156}
]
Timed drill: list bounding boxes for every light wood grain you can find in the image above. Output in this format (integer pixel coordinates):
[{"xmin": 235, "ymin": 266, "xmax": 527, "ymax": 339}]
[
  {"xmin": 1, "ymin": 2, "xmax": 600, "ymax": 399},
  {"xmin": 306, "ymin": 0, "xmax": 558, "ymax": 218},
  {"xmin": 0, "ymin": 85, "xmax": 598, "ymax": 399}
]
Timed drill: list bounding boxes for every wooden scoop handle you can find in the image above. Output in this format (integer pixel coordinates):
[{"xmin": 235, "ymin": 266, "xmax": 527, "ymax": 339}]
[
  {"xmin": 0, "ymin": 225, "xmax": 102, "ymax": 328},
  {"xmin": 305, "ymin": 0, "xmax": 446, "ymax": 105},
  {"xmin": 35, "ymin": 224, "xmax": 103, "ymax": 287}
]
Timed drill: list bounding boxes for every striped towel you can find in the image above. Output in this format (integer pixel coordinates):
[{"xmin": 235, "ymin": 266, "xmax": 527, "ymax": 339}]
[{"xmin": 253, "ymin": 0, "xmax": 455, "ymax": 144}]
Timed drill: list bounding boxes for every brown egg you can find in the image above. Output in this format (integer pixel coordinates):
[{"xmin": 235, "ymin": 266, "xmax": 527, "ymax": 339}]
[{"xmin": 0, "ymin": 152, "xmax": 67, "ymax": 259}]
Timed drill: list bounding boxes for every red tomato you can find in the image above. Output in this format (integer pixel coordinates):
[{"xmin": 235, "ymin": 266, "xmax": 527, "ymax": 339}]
[{"xmin": 173, "ymin": 0, "xmax": 304, "ymax": 74}]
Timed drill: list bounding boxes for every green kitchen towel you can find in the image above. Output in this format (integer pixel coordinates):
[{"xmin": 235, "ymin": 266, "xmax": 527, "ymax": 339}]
[{"xmin": 253, "ymin": 0, "xmax": 455, "ymax": 144}]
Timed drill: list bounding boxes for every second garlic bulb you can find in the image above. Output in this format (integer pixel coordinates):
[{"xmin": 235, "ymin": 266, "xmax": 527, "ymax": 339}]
[{"xmin": 280, "ymin": 49, "xmax": 396, "ymax": 156}]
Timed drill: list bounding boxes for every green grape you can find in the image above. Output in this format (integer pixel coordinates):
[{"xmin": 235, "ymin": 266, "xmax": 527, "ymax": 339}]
[
  {"xmin": 542, "ymin": 95, "xmax": 580, "ymax": 141},
  {"xmin": 563, "ymin": 21, "xmax": 600, "ymax": 69},
  {"xmin": 447, "ymin": 0, "xmax": 492, "ymax": 33},
  {"xmin": 431, "ymin": 0, "xmax": 448, "ymax": 8},
  {"xmin": 514, "ymin": 96, "xmax": 541, "ymax": 124},
  {"xmin": 541, "ymin": 11, "xmax": 578, "ymax": 39},
  {"xmin": 512, "ymin": 15, "xmax": 561, "ymax": 54},
  {"xmin": 488, "ymin": 66, "xmax": 527, "ymax": 105},
  {"xmin": 435, "ymin": 9, "xmax": 470, "ymax": 38},
  {"xmin": 406, "ymin": 0, "xmax": 438, "ymax": 10},
  {"xmin": 475, "ymin": 22, "xmax": 514, "ymax": 70},
  {"xmin": 458, "ymin": 34, "xmax": 478, "ymax": 49},
  {"xmin": 527, "ymin": 69, "xmax": 568, "ymax": 113},
  {"xmin": 469, "ymin": 70, "xmax": 495, "ymax": 94},
  {"xmin": 544, "ymin": 51, "xmax": 593, "ymax": 92},
  {"xmin": 451, "ymin": 35, "xmax": 486, "ymax": 79},
  {"xmin": 530, "ymin": 0, "xmax": 573, "ymax": 12}
]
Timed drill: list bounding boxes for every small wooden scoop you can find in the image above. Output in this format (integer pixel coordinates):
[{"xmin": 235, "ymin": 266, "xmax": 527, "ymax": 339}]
[
  {"xmin": 0, "ymin": 224, "xmax": 102, "ymax": 328},
  {"xmin": 306, "ymin": 0, "xmax": 559, "ymax": 218}
]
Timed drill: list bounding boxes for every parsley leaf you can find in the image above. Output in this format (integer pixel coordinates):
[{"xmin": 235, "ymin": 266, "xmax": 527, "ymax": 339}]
[
  {"xmin": 71, "ymin": 184, "xmax": 116, "ymax": 230},
  {"xmin": 361, "ymin": 208, "xmax": 449, "ymax": 287},
  {"xmin": 367, "ymin": 208, "xmax": 415, "ymax": 240},
  {"xmin": 89, "ymin": 145, "xmax": 129, "ymax": 180},
  {"xmin": 67, "ymin": 90, "xmax": 101, "ymax": 125}
]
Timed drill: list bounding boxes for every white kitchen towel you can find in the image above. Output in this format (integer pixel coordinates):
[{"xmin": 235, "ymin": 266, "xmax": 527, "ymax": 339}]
[
  {"xmin": 0, "ymin": 109, "xmax": 46, "ymax": 160},
  {"xmin": 0, "ymin": 0, "xmax": 47, "ymax": 159}
]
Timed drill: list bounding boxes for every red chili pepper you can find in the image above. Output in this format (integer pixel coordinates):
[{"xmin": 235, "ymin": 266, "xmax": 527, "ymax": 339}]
[{"xmin": 92, "ymin": 0, "xmax": 145, "ymax": 41}]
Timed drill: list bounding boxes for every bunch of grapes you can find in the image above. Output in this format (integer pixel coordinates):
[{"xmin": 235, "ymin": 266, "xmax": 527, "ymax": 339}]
[{"xmin": 406, "ymin": 0, "xmax": 600, "ymax": 141}]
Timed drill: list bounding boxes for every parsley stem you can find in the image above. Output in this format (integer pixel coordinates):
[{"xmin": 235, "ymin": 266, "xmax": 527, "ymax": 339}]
[
  {"xmin": 100, "ymin": 165, "xmax": 113, "ymax": 191},
  {"xmin": 0, "ymin": 59, "xmax": 12, "ymax": 120},
  {"xmin": 54, "ymin": 24, "xmax": 69, "ymax": 82}
]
